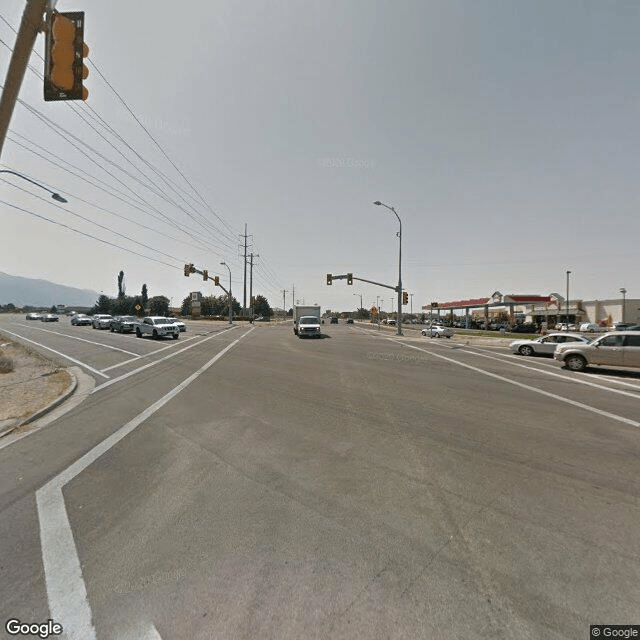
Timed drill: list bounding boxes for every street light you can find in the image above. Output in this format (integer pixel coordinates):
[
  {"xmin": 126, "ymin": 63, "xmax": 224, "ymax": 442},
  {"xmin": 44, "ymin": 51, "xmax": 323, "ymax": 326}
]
[
  {"xmin": 220, "ymin": 261, "xmax": 232, "ymax": 325},
  {"xmin": 374, "ymin": 201, "xmax": 403, "ymax": 335},
  {"xmin": 620, "ymin": 287, "xmax": 627, "ymax": 323},
  {"xmin": 566, "ymin": 270, "xmax": 571, "ymax": 327},
  {"xmin": 0, "ymin": 169, "xmax": 67, "ymax": 202}
]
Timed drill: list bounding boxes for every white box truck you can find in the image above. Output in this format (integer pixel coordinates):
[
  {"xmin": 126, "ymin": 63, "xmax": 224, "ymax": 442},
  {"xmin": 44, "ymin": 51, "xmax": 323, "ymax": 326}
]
[{"xmin": 293, "ymin": 305, "xmax": 321, "ymax": 338}]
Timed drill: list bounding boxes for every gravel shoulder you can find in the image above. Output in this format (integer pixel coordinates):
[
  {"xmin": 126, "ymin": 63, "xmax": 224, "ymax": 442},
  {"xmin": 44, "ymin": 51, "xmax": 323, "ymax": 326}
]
[{"xmin": 0, "ymin": 332, "xmax": 72, "ymax": 427}]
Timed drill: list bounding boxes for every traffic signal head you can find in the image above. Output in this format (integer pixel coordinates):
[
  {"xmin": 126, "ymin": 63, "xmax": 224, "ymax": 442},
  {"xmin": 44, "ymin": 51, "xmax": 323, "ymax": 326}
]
[
  {"xmin": 347, "ymin": 273, "xmax": 353, "ymax": 285},
  {"xmin": 326, "ymin": 273, "xmax": 332, "ymax": 285},
  {"xmin": 44, "ymin": 12, "xmax": 89, "ymax": 101},
  {"xmin": 402, "ymin": 291, "xmax": 409, "ymax": 305},
  {"xmin": 202, "ymin": 270, "xmax": 208, "ymax": 281},
  {"xmin": 184, "ymin": 263, "xmax": 192, "ymax": 277},
  {"xmin": 214, "ymin": 276, "xmax": 220, "ymax": 286}
]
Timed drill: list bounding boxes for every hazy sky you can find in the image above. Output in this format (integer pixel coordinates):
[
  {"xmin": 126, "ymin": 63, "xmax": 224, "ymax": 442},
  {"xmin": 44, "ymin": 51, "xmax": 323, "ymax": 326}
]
[{"xmin": 1, "ymin": 0, "xmax": 639, "ymax": 313}]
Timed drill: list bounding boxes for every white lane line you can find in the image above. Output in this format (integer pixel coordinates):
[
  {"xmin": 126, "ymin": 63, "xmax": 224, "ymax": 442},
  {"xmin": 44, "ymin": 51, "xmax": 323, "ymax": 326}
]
[
  {"xmin": 387, "ymin": 338, "xmax": 640, "ymax": 429},
  {"xmin": 14, "ymin": 323, "xmax": 141, "ymax": 356},
  {"xmin": 453, "ymin": 348, "xmax": 640, "ymax": 401},
  {"xmin": 93, "ymin": 325, "xmax": 237, "ymax": 393},
  {"xmin": 36, "ymin": 328, "xmax": 253, "ymax": 640},
  {"xmin": 459, "ymin": 344, "xmax": 640, "ymax": 391},
  {"xmin": 0, "ymin": 329, "xmax": 109, "ymax": 379},
  {"xmin": 100, "ymin": 334, "xmax": 201, "ymax": 373}
]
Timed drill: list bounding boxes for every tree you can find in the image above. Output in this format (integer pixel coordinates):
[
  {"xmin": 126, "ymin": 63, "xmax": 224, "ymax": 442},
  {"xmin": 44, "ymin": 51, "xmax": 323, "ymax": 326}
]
[
  {"xmin": 141, "ymin": 284, "xmax": 148, "ymax": 309},
  {"xmin": 149, "ymin": 295, "xmax": 169, "ymax": 316},
  {"xmin": 117, "ymin": 270, "xmax": 125, "ymax": 299},
  {"xmin": 181, "ymin": 295, "xmax": 191, "ymax": 316},
  {"xmin": 253, "ymin": 295, "xmax": 272, "ymax": 317},
  {"xmin": 91, "ymin": 294, "xmax": 112, "ymax": 314}
]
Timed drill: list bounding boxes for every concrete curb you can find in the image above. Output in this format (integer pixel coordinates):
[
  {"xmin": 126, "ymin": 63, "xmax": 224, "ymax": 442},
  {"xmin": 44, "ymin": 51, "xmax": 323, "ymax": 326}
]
[{"xmin": 0, "ymin": 368, "xmax": 77, "ymax": 439}]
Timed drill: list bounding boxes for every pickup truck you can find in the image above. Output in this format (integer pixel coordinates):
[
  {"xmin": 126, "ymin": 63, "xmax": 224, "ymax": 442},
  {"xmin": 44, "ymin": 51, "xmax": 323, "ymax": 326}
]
[{"xmin": 135, "ymin": 316, "xmax": 180, "ymax": 340}]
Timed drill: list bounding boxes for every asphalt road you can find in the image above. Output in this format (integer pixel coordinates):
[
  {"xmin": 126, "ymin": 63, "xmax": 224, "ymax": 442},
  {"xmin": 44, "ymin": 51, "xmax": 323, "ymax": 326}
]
[{"xmin": 0, "ymin": 317, "xmax": 639, "ymax": 639}]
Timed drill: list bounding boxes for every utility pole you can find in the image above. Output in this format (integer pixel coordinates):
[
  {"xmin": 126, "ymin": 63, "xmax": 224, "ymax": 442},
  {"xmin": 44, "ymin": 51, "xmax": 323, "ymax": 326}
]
[
  {"xmin": 0, "ymin": 0, "xmax": 49, "ymax": 159},
  {"xmin": 239, "ymin": 223, "xmax": 251, "ymax": 313},
  {"xmin": 248, "ymin": 252, "xmax": 259, "ymax": 320},
  {"xmin": 292, "ymin": 284, "xmax": 295, "ymax": 306},
  {"xmin": 282, "ymin": 289, "xmax": 288, "ymax": 318}
]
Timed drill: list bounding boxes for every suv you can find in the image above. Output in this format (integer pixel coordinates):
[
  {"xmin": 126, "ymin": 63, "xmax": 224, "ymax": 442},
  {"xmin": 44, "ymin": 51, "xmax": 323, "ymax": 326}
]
[
  {"xmin": 554, "ymin": 331, "xmax": 640, "ymax": 371},
  {"xmin": 330, "ymin": 317, "xmax": 339, "ymax": 324}
]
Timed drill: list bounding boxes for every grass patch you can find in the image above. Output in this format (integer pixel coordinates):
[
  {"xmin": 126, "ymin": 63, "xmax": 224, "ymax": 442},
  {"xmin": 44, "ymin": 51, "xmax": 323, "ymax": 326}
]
[{"xmin": 0, "ymin": 351, "xmax": 15, "ymax": 373}]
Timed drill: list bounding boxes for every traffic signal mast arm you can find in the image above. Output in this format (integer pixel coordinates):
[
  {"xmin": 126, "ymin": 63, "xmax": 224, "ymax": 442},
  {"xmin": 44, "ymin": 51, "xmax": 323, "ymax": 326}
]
[
  {"xmin": 184, "ymin": 264, "xmax": 228, "ymax": 294},
  {"xmin": 329, "ymin": 274, "xmax": 397, "ymax": 291}
]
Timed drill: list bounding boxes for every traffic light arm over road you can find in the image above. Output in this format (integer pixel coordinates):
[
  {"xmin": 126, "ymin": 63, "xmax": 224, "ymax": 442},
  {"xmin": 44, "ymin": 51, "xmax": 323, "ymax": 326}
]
[
  {"xmin": 184, "ymin": 264, "xmax": 227, "ymax": 294},
  {"xmin": 326, "ymin": 273, "xmax": 397, "ymax": 291}
]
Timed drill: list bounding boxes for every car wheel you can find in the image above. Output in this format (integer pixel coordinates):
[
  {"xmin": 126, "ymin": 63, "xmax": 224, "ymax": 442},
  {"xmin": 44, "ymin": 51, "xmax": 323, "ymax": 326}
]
[
  {"xmin": 565, "ymin": 354, "xmax": 587, "ymax": 372},
  {"xmin": 152, "ymin": 329, "xmax": 158, "ymax": 339},
  {"xmin": 136, "ymin": 328, "xmax": 142, "ymax": 338},
  {"xmin": 172, "ymin": 333, "xmax": 179, "ymax": 340},
  {"xmin": 519, "ymin": 345, "xmax": 534, "ymax": 356},
  {"xmin": 110, "ymin": 326, "xmax": 114, "ymax": 332}
]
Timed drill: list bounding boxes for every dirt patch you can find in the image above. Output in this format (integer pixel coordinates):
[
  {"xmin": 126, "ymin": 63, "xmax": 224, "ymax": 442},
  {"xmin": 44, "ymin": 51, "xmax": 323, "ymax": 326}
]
[{"xmin": 0, "ymin": 333, "xmax": 72, "ymax": 421}]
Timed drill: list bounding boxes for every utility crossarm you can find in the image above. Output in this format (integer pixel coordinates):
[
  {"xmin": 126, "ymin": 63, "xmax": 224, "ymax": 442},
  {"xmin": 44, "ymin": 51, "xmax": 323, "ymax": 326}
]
[{"xmin": 331, "ymin": 274, "xmax": 398, "ymax": 292}]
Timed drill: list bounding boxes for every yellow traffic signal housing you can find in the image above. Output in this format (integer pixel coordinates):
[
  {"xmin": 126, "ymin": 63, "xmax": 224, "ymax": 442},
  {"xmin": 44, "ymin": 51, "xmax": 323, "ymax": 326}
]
[
  {"xmin": 214, "ymin": 276, "xmax": 220, "ymax": 286},
  {"xmin": 346, "ymin": 273, "xmax": 353, "ymax": 285},
  {"xmin": 44, "ymin": 11, "xmax": 89, "ymax": 101},
  {"xmin": 202, "ymin": 270, "xmax": 208, "ymax": 281},
  {"xmin": 326, "ymin": 273, "xmax": 332, "ymax": 285},
  {"xmin": 402, "ymin": 291, "xmax": 409, "ymax": 305}
]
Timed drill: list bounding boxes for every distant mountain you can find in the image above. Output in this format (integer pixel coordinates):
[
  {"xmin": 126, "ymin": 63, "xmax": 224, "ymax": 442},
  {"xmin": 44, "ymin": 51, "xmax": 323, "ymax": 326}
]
[{"xmin": 0, "ymin": 271, "xmax": 100, "ymax": 307}]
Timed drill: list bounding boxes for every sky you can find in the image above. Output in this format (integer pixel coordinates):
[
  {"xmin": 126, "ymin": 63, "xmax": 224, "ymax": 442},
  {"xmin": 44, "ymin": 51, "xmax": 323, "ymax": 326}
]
[{"xmin": 1, "ymin": 0, "xmax": 639, "ymax": 314}]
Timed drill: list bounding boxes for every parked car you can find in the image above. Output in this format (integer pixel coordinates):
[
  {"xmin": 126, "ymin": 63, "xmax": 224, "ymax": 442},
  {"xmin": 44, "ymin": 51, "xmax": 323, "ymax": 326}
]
[
  {"xmin": 92, "ymin": 314, "xmax": 114, "ymax": 329},
  {"xmin": 40, "ymin": 313, "xmax": 59, "ymax": 322},
  {"xmin": 386, "ymin": 319, "xmax": 397, "ymax": 326},
  {"xmin": 330, "ymin": 317, "xmax": 339, "ymax": 324},
  {"xmin": 166, "ymin": 318, "xmax": 186, "ymax": 332},
  {"xmin": 135, "ymin": 317, "xmax": 180, "ymax": 340},
  {"xmin": 554, "ymin": 331, "xmax": 640, "ymax": 371},
  {"xmin": 579, "ymin": 323, "xmax": 604, "ymax": 333},
  {"xmin": 110, "ymin": 315, "xmax": 137, "ymax": 333},
  {"xmin": 510, "ymin": 333, "xmax": 590, "ymax": 357},
  {"xmin": 422, "ymin": 325, "xmax": 453, "ymax": 339},
  {"xmin": 613, "ymin": 322, "xmax": 633, "ymax": 331},
  {"xmin": 71, "ymin": 313, "xmax": 92, "ymax": 326},
  {"xmin": 26, "ymin": 312, "xmax": 41, "ymax": 320},
  {"xmin": 625, "ymin": 325, "xmax": 640, "ymax": 331},
  {"xmin": 510, "ymin": 323, "xmax": 538, "ymax": 334},
  {"xmin": 346, "ymin": 318, "xmax": 354, "ymax": 324}
]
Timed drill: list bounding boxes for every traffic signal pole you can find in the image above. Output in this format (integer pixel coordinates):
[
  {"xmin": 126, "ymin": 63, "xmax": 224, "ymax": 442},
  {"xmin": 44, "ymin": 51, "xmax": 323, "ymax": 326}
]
[{"xmin": 0, "ymin": 0, "xmax": 49, "ymax": 159}]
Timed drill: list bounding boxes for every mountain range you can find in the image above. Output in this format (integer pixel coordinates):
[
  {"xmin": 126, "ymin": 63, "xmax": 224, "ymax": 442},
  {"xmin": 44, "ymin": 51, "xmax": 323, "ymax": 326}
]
[{"xmin": 0, "ymin": 271, "xmax": 100, "ymax": 307}]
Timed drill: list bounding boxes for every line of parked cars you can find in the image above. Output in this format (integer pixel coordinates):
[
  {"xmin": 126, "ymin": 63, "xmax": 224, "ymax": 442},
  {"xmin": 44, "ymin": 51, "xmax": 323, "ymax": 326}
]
[
  {"xmin": 510, "ymin": 330, "xmax": 640, "ymax": 372},
  {"xmin": 67, "ymin": 312, "xmax": 186, "ymax": 339}
]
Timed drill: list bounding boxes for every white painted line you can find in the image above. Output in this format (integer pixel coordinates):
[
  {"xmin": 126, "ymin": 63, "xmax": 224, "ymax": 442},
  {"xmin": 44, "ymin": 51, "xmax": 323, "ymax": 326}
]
[
  {"xmin": 0, "ymin": 329, "xmax": 109, "ymax": 379},
  {"xmin": 455, "ymin": 348, "xmax": 640, "ymax": 401},
  {"xmin": 93, "ymin": 325, "xmax": 237, "ymax": 393},
  {"xmin": 100, "ymin": 334, "xmax": 201, "ymax": 373},
  {"xmin": 36, "ymin": 328, "xmax": 253, "ymax": 640},
  {"xmin": 387, "ymin": 338, "xmax": 640, "ymax": 429},
  {"xmin": 15, "ymin": 323, "xmax": 141, "ymax": 356}
]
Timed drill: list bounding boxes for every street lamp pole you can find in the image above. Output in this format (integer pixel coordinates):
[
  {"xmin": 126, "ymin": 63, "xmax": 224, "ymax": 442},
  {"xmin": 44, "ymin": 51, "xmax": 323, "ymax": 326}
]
[
  {"xmin": 374, "ymin": 201, "xmax": 403, "ymax": 336},
  {"xmin": 353, "ymin": 292, "xmax": 362, "ymax": 316},
  {"xmin": 566, "ymin": 270, "xmax": 571, "ymax": 327},
  {"xmin": 620, "ymin": 287, "xmax": 627, "ymax": 323},
  {"xmin": 0, "ymin": 169, "xmax": 67, "ymax": 202},
  {"xmin": 220, "ymin": 261, "xmax": 232, "ymax": 325}
]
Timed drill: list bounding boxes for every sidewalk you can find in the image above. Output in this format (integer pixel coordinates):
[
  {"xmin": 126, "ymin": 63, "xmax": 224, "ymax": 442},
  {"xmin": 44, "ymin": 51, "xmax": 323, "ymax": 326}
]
[{"xmin": 0, "ymin": 332, "xmax": 74, "ymax": 437}]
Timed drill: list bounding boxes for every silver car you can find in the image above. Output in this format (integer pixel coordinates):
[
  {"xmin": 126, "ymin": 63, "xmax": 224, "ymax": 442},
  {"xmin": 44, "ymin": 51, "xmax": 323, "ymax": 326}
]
[
  {"xmin": 92, "ymin": 314, "xmax": 114, "ymax": 329},
  {"xmin": 554, "ymin": 331, "xmax": 640, "ymax": 371},
  {"xmin": 422, "ymin": 325, "xmax": 453, "ymax": 338},
  {"xmin": 510, "ymin": 333, "xmax": 590, "ymax": 357}
]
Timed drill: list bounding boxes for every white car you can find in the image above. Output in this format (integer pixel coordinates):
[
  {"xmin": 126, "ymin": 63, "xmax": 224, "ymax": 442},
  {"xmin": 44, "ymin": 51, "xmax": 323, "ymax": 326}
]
[
  {"xmin": 510, "ymin": 333, "xmax": 590, "ymax": 356},
  {"xmin": 92, "ymin": 314, "xmax": 114, "ymax": 329},
  {"xmin": 579, "ymin": 323, "xmax": 604, "ymax": 333},
  {"xmin": 135, "ymin": 316, "xmax": 180, "ymax": 340},
  {"xmin": 166, "ymin": 318, "xmax": 186, "ymax": 332},
  {"xmin": 422, "ymin": 326, "xmax": 453, "ymax": 338}
]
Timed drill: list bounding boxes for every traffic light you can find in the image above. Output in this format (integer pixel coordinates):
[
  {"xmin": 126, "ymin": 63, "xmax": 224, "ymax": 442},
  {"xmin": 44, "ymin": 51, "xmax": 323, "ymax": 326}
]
[
  {"xmin": 44, "ymin": 12, "xmax": 89, "ymax": 101},
  {"xmin": 347, "ymin": 273, "xmax": 353, "ymax": 285},
  {"xmin": 184, "ymin": 263, "xmax": 193, "ymax": 277},
  {"xmin": 214, "ymin": 276, "xmax": 220, "ymax": 286},
  {"xmin": 402, "ymin": 291, "xmax": 409, "ymax": 305},
  {"xmin": 326, "ymin": 273, "xmax": 332, "ymax": 285},
  {"xmin": 202, "ymin": 270, "xmax": 208, "ymax": 281}
]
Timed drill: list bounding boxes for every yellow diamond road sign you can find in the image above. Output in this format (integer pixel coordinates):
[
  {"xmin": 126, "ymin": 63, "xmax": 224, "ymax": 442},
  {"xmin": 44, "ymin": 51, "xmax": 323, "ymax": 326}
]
[
  {"xmin": 135, "ymin": 304, "xmax": 141, "ymax": 310},
  {"xmin": 371, "ymin": 306, "xmax": 378, "ymax": 316}
]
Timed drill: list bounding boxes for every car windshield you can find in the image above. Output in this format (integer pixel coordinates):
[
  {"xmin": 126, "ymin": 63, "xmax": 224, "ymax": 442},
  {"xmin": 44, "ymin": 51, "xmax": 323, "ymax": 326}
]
[
  {"xmin": 154, "ymin": 319, "xmax": 172, "ymax": 325},
  {"xmin": 121, "ymin": 316, "xmax": 136, "ymax": 322},
  {"xmin": 300, "ymin": 317, "xmax": 318, "ymax": 324}
]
